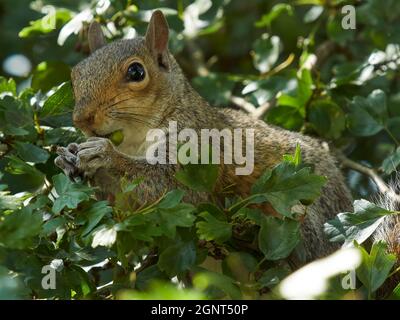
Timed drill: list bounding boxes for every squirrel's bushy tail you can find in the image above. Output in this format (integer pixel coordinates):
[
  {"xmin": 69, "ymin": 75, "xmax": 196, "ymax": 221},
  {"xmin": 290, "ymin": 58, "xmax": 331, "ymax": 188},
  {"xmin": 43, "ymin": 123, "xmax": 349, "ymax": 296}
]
[{"xmin": 373, "ymin": 177, "xmax": 400, "ymax": 296}]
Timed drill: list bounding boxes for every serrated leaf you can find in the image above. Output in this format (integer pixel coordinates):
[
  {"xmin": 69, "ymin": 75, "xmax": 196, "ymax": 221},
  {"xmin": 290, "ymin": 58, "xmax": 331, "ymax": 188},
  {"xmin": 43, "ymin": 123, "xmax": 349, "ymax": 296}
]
[
  {"xmin": 347, "ymin": 90, "xmax": 388, "ymax": 137},
  {"xmin": 356, "ymin": 241, "xmax": 396, "ymax": 297},
  {"xmin": 157, "ymin": 203, "xmax": 196, "ymax": 238},
  {"xmin": 196, "ymin": 211, "xmax": 232, "ymax": 244},
  {"xmin": 158, "ymin": 241, "xmax": 196, "ymax": 277},
  {"xmin": 382, "ymin": 147, "xmax": 400, "ymax": 174},
  {"xmin": 251, "ymin": 160, "xmax": 327, "ymax": 217},
  {"xmin": 324, "ymin": 199, "xmax": 394, "ymax": 247},
  {"xmin": 258, "ymin": 216, "xmax": 301, "ymax": 260},
  {"xmin": 52, "ymin": 173, "xmax": 93, "ymax": 214}
]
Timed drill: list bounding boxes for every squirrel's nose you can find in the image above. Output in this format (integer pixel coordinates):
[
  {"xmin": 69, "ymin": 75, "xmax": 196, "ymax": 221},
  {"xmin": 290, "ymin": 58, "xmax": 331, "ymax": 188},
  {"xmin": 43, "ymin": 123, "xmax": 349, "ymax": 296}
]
[{"xmin": 73, "ymin": 110, "xmax": 95, "ymax": 129}]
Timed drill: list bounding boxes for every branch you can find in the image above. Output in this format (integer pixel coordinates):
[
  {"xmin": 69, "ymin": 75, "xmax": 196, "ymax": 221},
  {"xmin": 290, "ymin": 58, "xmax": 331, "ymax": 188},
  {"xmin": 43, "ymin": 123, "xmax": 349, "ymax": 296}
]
[
  {"xmin": 230, "ymin": 96, "xmax": 276, "ymax": 119},
  {"xmin": 229, "ymin": 96, "xmax": 256, "ymax": 114},
  {"xmin": 338, "ymin": 154, "xmax": 400, "ymax": 203}
]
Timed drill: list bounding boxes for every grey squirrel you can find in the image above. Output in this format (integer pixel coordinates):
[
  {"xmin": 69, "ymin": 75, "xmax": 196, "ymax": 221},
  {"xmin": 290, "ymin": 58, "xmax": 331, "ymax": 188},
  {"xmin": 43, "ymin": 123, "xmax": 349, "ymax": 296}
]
[{"xmin": 54, "ymin": 10, "xmax": 399, "ymax": 290}]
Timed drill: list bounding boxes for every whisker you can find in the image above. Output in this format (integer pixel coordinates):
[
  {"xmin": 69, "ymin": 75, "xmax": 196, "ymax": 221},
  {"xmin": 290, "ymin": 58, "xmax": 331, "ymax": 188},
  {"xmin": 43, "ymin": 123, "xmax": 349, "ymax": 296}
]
[
  {"xmin": 104, "ymin": 97, "xmax": 135, "ymax": 111},
  {"xmin": 105, "ymin": 113, "xmax": 158, "ymax": 127}
]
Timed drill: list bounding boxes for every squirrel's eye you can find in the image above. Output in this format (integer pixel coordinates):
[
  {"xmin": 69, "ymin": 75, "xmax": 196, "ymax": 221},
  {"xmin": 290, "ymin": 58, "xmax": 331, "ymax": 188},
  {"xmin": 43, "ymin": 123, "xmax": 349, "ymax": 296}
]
[{"xmin": 126, "ymin": 62, "xmax": 146, "ymax": 82}]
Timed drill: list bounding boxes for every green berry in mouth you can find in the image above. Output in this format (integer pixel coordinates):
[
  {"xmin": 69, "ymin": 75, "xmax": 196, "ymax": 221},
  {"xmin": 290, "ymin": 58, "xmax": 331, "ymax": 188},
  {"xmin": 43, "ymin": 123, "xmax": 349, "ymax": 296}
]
[{"xmin": 109, "ymin": 130, "xmax": 124, "ymax": 146}]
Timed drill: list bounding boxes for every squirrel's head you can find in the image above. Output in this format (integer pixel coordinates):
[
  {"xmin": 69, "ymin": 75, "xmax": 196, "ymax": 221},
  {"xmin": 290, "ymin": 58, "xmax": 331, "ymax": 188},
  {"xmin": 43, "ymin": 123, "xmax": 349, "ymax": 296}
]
[{"xmin": 71, "ymin": 10, "xmax": 184, "ymax": 150}]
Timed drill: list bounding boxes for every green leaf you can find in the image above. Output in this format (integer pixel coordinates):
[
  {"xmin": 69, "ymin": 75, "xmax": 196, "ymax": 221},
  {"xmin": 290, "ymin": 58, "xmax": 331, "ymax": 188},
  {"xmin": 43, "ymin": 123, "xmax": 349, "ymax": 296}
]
[
  {"xmin": 267, "ymin": 105, "xmax": 304, "ymax": 131},
  {"xmin": 40, "ymin": 82, "xmax": 74, "ymax": 127},
  {"xmin": 41, "ymin": 216, "xmax": 66, "ymax": 236},
  {"xmin": 257, "ymin": 266, "xmax": 291, "ymax": 289},
  {"xmin": 19, "ymin": 9, "xmax": 72, "ymax": 38},
  {"xmin": 0, "ymin": 96, "xmax": 35, "ymax": 136},
  {"xmin": 233, "ymin": 206, "xmax": 265, "ymax": 225},
  {"xmin": 196, "ymin": 211, "xmax": 232, "ymax": 244},
  {"xmin": 0, "ymin": 206, "xmax": 42, "ymax": 249},
  {"xmin": 251, "ymin": 159, "xmax": 327, "ymax": 217},
  {"xmin": 158, "ymin": 241, "xmax": 197, "ymax": 277},
  {"xmin": 222, "ymin": 252, "xmax": 258, "ymax": 281},
  {"xmin": 158, "ymin": 189, "xmax": 185, "ymax": 209},
  {"xmin": 77, "ymin": 201, "xmax": 113, "ymax": 237},
  {"xmin": 157, "ymin": 203, "xmax": 196, "ymax": 238},
  {"xmin": 309, "ymin": 99, "xmax": 346, "ymax": 139},
  {"xmin": 275, "ymin": 69, "xmax": 313, "ymax": 115},
  {"xmin": 391, "ymin": 282, "xmax": 400, "ymax": 300},
  {"xmin": 282, "ymin": 143, "xmax": 301, "ymax": 166},
  {"xmin": 347, "ymin": 90, "xmax": 388, "ymax": 137},
  {"xmin": 382, "ymin": 147, "xmax": 400, "ymax": 174},
  {"xmin": 356, "ymin": 241, "xmax": 396, "ymax": 297},
  {"xmin": 297, "ymin": 69, "xmax": 313, "ymax": 110},
  {"xmin": 252, "ymin": 33, "xmax": 281, "ymax": 73},
  {"xmin": 52, "ymin": 174, "xmax": 93, "ymax": 214},
  {"xmin": 4, "ymin": 155, "xmax": 45, "ymax": 192},
  {"xmin": 255, "ymin": 4, "xmax": 293, "ymax": 28},
  {"xmin": 175, "ymin": 163, "xmax": 219, "ymax": 192},
  {"xmin": 0, "ymin": 77, "xmax": 17, "ymax": 96},
  {"xmin": 32, "ymin": 61, "xmax": 71, "ymax": 92},
  {"xmin": 324, "ymin": 199, "xmax": 394, "ymax": 247},
  {"xmin": 13, "ymin": 141, "xmax": 50, "ymax": 164},
  {"xmin": 193, "ymin": 269, "xmax": 242, "ymax": 299},
  {"xmin": 258, "ymin": 216, "xmax": 301, "ymax": 260}
]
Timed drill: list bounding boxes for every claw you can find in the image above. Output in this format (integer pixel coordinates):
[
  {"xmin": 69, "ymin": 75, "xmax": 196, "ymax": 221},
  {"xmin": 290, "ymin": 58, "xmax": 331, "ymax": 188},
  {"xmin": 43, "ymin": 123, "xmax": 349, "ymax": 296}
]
[{"xmin": 56, "ymin": 146, "xmax": 77, "ymax": 165}]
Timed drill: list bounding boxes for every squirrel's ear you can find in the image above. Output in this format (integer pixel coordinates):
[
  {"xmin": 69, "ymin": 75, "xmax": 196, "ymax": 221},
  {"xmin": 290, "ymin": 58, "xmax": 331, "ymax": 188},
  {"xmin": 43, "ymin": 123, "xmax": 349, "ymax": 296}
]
[
  {"xmin": 88, "ymin": 21, "xmax": 106, "ymax": 53},
  {"xmin": 145, "ymin": 10, "xmax": 170, "ymax": 71}
]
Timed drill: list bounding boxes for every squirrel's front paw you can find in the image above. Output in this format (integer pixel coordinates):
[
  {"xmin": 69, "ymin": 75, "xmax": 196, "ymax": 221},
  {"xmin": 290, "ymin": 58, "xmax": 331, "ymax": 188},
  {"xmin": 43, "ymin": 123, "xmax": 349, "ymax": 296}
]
[
  {"xmin": 54, "ymin": 143, "xmax": 83, "ymax": 182},
  {"xmin": 76, "ymin": 137, "xmax": 117, "ymax": 177}
]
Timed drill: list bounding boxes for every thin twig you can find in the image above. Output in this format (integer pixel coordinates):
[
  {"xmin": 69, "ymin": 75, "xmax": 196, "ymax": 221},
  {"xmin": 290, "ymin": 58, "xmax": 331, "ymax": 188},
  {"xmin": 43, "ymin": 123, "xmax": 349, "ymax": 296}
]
[
  {"xmin": 253, "ymin": 99, "xmax": 276, "ymax": 120},
  {"xmin": 229, "ymin": 96, "xmax": 256, "ymax": 114},
  {"xmin": 338, "ymin": 154, "xmax": 400, "ymax": 202},
  {"xmin": 230, "ymin": 96, "xmax": 276, "ymax": 119}
]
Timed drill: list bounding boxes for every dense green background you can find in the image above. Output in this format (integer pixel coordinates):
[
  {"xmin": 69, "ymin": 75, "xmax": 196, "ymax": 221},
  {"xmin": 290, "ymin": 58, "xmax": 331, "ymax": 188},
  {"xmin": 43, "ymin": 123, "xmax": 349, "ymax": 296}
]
[{"xmin": 0, "ymin": 0, "xmax": 399, "ymax": 300}]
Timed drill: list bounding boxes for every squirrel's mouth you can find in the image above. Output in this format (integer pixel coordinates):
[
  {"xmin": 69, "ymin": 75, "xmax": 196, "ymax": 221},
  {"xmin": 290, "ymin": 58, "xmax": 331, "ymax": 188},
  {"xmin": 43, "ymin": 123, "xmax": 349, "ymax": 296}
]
[{"xmin": 102, "ymin": 129, "xmax": 125, "ymax": 146}]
